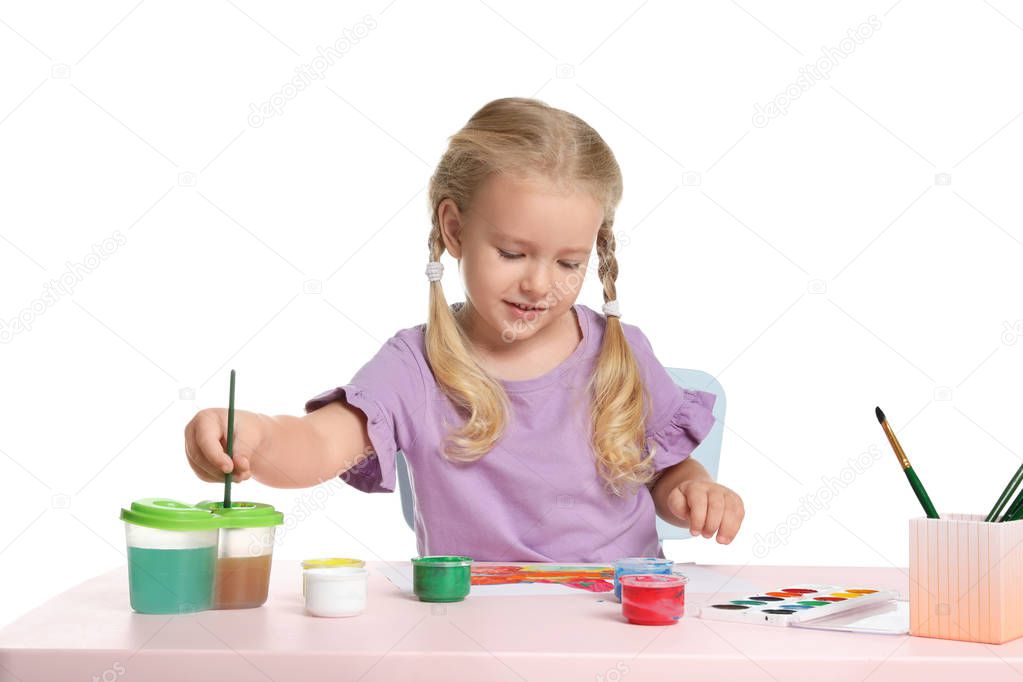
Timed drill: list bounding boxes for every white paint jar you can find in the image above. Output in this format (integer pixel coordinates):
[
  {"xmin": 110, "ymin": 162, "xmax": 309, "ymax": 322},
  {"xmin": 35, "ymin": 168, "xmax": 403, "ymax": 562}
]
[{"xmin": 303, "ymin": 567, "xmax": 369, "ymax": 617}]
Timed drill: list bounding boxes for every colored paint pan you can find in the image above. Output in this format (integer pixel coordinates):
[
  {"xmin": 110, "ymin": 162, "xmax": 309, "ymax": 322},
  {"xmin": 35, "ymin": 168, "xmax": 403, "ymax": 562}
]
[{"xmin": 699, "ymin": 583, "xmax": 900, "ymax": 628}]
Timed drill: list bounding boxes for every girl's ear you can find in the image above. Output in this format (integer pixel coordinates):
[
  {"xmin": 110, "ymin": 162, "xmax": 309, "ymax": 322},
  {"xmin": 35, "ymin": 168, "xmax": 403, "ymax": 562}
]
[{"xmin": 438, "ymin": 198, "xmax": 463, "ymax": 259}]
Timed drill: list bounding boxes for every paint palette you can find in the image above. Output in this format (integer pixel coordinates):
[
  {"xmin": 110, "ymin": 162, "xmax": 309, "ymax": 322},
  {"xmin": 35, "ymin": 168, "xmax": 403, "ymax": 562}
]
[{"xmin": 698, "ymin": 584, "xmax": 900, "ymax": 627}]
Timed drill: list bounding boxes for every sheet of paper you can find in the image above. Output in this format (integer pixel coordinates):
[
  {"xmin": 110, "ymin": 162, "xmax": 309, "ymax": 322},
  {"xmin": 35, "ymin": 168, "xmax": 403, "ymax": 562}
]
[
  {"xmin": 376, "ymin": 561, "xmax": 759, "ymax": 597},
  {"xmin": 375, "ymin": 562, "xmax": 613, "ymax": 597},
  {"xmin": 671, "ymin": 563, "xmax": 759, "ymax": 594}
]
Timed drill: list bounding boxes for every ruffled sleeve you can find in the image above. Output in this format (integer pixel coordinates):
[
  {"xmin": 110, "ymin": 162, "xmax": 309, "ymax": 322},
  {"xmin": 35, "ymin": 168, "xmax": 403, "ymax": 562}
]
[
  {"xmin": 645, "ymin": 387, "xmax": 717, "ymax": 473},
  {"xmin": 304, "ymin": 334, "xmax": 426, "ymax": 493},
  {"xmin": 623, "ymin": 322, "xmax": 718, "ymax": 473}
]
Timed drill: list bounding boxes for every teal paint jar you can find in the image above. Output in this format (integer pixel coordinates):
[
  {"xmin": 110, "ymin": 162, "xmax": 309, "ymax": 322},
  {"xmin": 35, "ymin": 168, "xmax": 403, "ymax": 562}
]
[{"xmin": 120, "ymin": 498, "xmax": 221, "ymax": 614}]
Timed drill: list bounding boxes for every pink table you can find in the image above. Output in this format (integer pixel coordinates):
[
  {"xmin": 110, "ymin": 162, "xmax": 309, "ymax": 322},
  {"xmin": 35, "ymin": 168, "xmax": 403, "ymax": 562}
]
[{"xmin": 2, "ymin": 562, "xmax": 1022, "ymax": 681}]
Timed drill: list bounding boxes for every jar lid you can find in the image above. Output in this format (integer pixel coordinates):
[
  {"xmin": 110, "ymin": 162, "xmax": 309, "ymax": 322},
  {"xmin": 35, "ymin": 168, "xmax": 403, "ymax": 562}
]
[
  {"xmin": 120, "ymin": 498, "xmax": 221, "ymax": 531},
  {"xmin": 304, "ymin": 567, "xmax": 368, "ymax": 581},
  {"xmin": 411, "ymin": 555, "xmax": 473, "ymax": 567},
  {"xmin": 614, "ymin": 557, "xmax": 673, "ymax": 567},
  {"xmin": 195, "ymin": 500, "xmax": 284, "ymax": 528},
  {"xmin": 302, "ymin": 558, "xmax": 365, "ymax": 569},
  {"xmin": 619, "ymin": 574, "xmax": 688, "ymax": 588}
]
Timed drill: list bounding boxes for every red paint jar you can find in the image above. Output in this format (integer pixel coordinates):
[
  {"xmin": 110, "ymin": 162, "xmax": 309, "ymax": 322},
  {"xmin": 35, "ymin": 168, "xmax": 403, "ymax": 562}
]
[{"xmin": 620, "ymin": 573, "xmax": 688, "ymax": 625}]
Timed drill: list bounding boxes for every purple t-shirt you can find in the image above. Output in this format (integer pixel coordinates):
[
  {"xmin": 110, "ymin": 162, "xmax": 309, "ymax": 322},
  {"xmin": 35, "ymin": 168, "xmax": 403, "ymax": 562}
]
[{"xmin": 304, "ymin": 303, "xmax": 716, "ymax": 562}]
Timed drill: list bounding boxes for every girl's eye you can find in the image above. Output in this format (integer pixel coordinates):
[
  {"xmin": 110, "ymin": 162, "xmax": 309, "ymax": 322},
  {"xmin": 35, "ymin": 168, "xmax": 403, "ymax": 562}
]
[{"xmin": 498, "ymin": 249, "xmax": 581, "ymax": 270}]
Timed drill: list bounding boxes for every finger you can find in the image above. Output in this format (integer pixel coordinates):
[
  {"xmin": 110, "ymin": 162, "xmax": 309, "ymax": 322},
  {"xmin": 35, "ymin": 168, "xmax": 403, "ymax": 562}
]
[
  {"xmin": 703, "ymin": 491, "xmax": 725, "ymax": 539},
  {"xmin": 232, "ymin": 455, "xmax": 251, "ymax": 481},
  {"xmin": 185, "ymin": 449, "xmax": 218, "ymax": 482},
  {"xmin": 188, "ymin": 449, "xmax": 224, "ymax": 482},
  {"xmin": 222, "ymin": 437, "xmax": 253, "ymax": 481},
  {"xmin": 185, "ymin": 421, "xmax": 224, "ymax": 481},
  {"xmin": 667, "ymin": 487, "xmax": 688, "ymax": 522},
  {"xmin": 197, "ymin": 416, "xmax": 233, "ymax": 473},
  {"xmin": 220, "ymin": 454, "xmax": 248, "ymax": 483},
  {"xmin": 686, "ymin": 486, "xmax": 708, "ymax": 536},
  {"xmin": 717, "ymin": 496, "xmax": 745, "ymax": 544}
]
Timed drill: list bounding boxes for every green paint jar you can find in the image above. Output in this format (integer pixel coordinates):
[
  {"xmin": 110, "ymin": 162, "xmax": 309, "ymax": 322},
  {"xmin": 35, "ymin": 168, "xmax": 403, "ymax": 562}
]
[{"xmin": 411, "ymin": 556, "xmax": 473, "ymax": 602}]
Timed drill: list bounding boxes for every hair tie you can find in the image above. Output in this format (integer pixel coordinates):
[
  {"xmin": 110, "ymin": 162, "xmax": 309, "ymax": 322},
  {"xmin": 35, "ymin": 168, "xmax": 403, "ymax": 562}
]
[
  {"xmin": 426, "ymin": 261, "xmax": 444, "ymax": 282},
  {"xmin": 602, "ymin": 300, "xmax": 621, "ymax": 318}
]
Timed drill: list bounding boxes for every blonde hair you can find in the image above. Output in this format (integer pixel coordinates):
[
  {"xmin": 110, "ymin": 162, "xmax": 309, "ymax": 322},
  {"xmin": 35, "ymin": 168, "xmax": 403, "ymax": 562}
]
[{"xmin": 425, "ymin": 97, "xmax": 658, "ymax": 497}]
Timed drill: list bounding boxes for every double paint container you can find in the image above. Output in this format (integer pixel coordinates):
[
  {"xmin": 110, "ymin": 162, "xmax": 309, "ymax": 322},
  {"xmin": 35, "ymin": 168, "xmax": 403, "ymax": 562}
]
[
  {"xmin": 196, "ymin": 500, "xmax": 284, "ymax": 609},
  {"xmin": 120, "ymin": 498, "xmax": 220, "ymax": 614},
  {"xmin": 411, "ymin": 556, "xmax": 473, "ymax": 602},
  {"xmin": 304, "ymin": 566, "xmax": 369, "ymax": 617},
  {"xmin": 620, "ymin": 573, "xmax": 689, "ymax": 625},
  {"xmin": 613, "ymin": 557, "xmax": 673, "ymax": 601}
]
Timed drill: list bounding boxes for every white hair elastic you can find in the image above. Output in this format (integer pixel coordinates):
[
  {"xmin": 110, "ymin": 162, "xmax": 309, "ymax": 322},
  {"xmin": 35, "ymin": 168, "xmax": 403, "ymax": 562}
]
[{"xmin": 603, "ymin": 300, "xmax": 621, "ymax": 318}]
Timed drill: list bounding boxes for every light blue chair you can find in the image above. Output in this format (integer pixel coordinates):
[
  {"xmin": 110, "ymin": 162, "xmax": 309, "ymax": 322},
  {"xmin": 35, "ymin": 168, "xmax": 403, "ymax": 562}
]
[
  {"xmin": 395, "ymin": 367, "xmax": 726, "ymax": 542},
  {"xmin": 655, "ymin": 368, "xmax": 726, "ymax": 540}
]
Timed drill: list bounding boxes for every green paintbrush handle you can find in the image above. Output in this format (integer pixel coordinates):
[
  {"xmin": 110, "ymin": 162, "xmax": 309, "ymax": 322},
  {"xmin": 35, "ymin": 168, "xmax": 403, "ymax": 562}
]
[
  {"xmin": 905, "ymin": 467, "xmax": 939, "ymax": 519},
  {"xmin": 1002, "ymin": 491, "xmax": 1023, "ymax": 522},
  {"xmin": 223, "ymin": 370, "xmax": 236, "ymax": 509},
  {"xmin": 986, "ymin": 464, "xmax": 1023, "ymax": 522}
]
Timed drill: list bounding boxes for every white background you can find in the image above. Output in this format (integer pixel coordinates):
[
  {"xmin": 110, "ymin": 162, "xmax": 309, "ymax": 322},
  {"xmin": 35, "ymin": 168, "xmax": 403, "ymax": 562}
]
[{"xmin": 1, "ymin": 0, "xmax": 1022, "ymax": 629}]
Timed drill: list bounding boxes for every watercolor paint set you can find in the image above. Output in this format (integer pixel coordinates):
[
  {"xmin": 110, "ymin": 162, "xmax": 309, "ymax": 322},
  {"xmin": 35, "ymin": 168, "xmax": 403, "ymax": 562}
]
[{"xmin": 699, "ymin": 584, "xmax": 900, "ymax": 627}]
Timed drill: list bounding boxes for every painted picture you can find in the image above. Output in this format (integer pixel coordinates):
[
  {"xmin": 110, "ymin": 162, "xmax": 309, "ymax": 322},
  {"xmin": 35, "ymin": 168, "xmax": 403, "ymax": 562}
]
[{"xmin": 471, "ymin": 564, "xmax": 615, "ymax": 593}]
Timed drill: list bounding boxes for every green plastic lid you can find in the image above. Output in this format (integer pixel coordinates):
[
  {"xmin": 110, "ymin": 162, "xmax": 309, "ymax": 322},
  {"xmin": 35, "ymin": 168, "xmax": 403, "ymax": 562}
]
[
  {"xmin": 120, "ymin": 498, "xmax": 221, "ymax": 531},
  {"xmin": 195, "ymin": 500, "xmax": 284, "ymax": 528}
]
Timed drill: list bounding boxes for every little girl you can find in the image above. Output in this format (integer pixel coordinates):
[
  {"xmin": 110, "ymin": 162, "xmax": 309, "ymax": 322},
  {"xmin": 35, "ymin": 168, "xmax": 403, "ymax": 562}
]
[{"xmin": 185, "ymin": 97, "xmax": 744, "ymax": 562}]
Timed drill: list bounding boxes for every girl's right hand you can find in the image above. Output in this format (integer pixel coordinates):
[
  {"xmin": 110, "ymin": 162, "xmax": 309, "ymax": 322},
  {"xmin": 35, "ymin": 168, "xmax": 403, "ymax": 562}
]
[{"xmin": 184, "ymin": 408, "xmax": 261, "ymax": 483}]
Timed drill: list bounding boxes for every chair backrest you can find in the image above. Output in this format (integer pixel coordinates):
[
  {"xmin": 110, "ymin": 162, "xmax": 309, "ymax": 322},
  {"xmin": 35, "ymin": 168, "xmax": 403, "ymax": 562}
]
[
  {"xmin": 395, "ymin": 367, "xmax": 726, "ymax": 543},
  {"xmin": 654, "ymin": 368, "xmax": 726, "ymax": 541}
]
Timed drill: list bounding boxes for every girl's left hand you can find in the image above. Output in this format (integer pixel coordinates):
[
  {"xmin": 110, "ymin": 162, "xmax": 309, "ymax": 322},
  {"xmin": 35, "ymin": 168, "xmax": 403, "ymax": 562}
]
[{"xmin": 667, "ymin": 480, "xmax": 744, "ymax": 544}]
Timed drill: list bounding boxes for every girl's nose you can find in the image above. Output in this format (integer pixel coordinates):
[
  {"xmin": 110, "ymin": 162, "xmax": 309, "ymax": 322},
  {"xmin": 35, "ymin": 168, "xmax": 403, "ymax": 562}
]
[{"xmin": 522, "ymin": 262, "xmax": 553, "ymax": 295}]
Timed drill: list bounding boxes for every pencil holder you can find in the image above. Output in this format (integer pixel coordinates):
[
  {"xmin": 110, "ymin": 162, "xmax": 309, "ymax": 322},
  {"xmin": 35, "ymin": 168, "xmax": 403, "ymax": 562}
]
[{"xmin": 909, "ymin": 514, "xmax": 1023, "ymax": 644}]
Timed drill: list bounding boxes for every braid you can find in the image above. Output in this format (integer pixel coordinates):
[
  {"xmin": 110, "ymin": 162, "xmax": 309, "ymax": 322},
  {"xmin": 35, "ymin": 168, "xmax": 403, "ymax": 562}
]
[{"xmin": 596, "ymin": 226, "xmax": 621, "ymax": 319}]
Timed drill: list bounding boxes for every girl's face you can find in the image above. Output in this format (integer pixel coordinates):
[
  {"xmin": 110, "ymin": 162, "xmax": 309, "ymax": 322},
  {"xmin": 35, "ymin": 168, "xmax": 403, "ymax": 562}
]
[{"xmin": 438, "ymin": 172, "xmax": 604, "ymax": 352}]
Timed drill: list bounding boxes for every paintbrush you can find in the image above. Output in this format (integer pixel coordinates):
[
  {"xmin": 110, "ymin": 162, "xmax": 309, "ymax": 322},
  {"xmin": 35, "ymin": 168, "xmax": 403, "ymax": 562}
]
[{"xmin": 876, "ymin": 406, "xmax": 939, "ymax": 519}]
